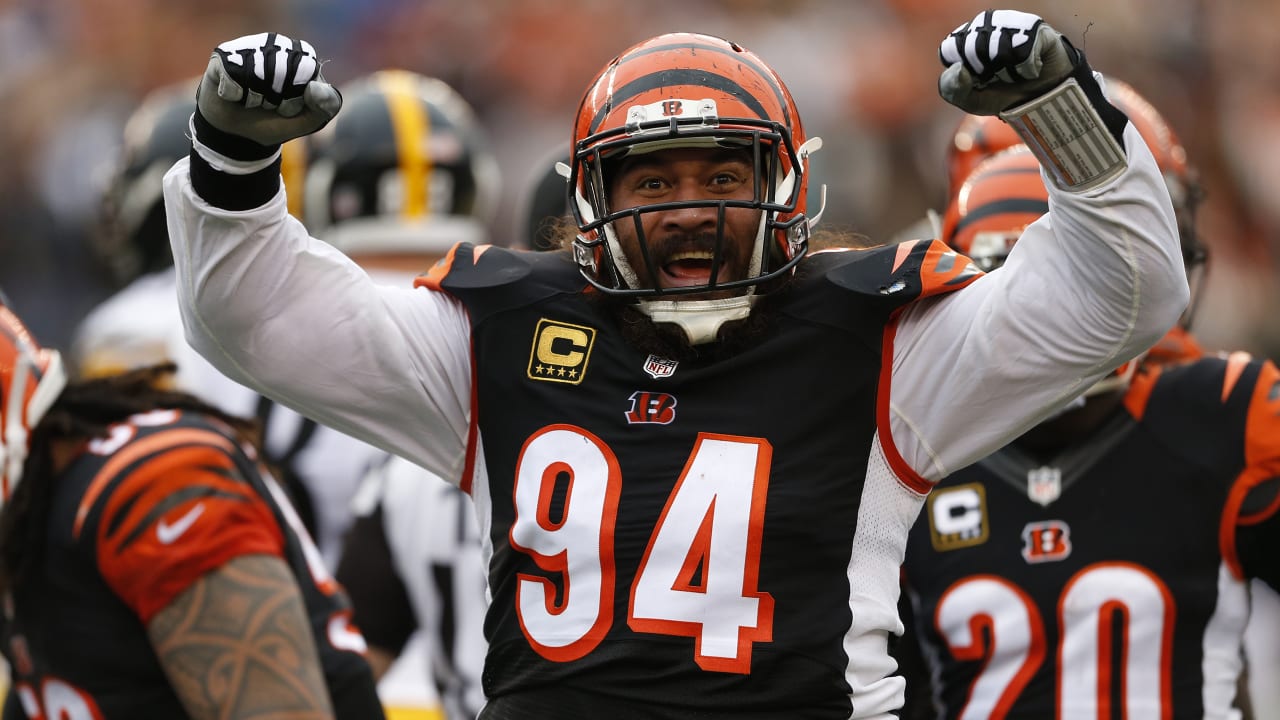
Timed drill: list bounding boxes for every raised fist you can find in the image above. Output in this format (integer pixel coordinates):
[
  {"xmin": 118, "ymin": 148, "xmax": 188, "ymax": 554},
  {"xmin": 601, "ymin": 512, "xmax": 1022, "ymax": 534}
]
[
  {"xmin": 196, "ymin": 33, "xmax": 342, "ymax": 149},
  {"xmin": 938, "ymin": 10, "xmax": 1078, "ymax": 116}
]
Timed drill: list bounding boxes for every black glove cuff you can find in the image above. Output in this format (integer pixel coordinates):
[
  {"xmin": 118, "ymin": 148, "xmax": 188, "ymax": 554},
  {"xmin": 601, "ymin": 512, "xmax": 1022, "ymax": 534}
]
[
  {"xmin": 1062, "ymin": 40, "xmax": 1129, "ymax": 148},
  {"xmin": 192, "ymin": 108, "xmax": 280, "ymax": 162},
  {"xmin": 189, "ymin": 145, "xmax": 282, "ymax": 211}
]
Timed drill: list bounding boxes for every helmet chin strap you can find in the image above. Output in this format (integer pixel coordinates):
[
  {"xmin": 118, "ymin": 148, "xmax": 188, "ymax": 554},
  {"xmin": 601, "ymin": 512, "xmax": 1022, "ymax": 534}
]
[{"xmin": 637, "ymin": 295, "xmax": 758, "ymax": 345}]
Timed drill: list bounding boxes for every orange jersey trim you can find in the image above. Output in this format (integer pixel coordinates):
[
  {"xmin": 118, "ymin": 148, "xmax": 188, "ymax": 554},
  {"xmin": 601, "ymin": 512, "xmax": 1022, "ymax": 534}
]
[
  {"xmin": 1145, "ymin": 325, "xmax": 1205, "ymax": 366},
  {"xmin": 877, "ymin": 312, "xmax": 933, "ymax": 495},
  {"xmin": 1244, "ymin": 360, "xmax": 1280, "ymax": 472},
  {"xmin": 1122, "ymin": 364, "xmax": 1162, "ymax": 422},
  {"xmin": 917, "ymin": 241, "xmax": 982, "ymax": 298},
  {"xmin": 1221, "ymin": 351, "xmax": 1253, "ymax": 403},
  {"xmin": 415, "ymin": 243, "xmax": 493, "ymax": 293},
  {"xmin": 460, "ymin": 333, "xmax": 480, "ymax": 496},
  {"xmin": 412, "ymin": 241, "xmax": 481, "ymax": 494},
  {"xmin": 1220, "ymin": 359, "xmax": 1280, "ymax": 579},
  {"xmin": 892, "ymin": 240, "xmax": 918, "ymax": 273},
  {"xmin": 416, "ymin": 242, "xmax": 465, "ymax": 292}
]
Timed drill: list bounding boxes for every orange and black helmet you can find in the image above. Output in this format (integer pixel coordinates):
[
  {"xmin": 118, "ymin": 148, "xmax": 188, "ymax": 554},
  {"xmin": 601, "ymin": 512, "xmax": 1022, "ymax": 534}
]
[
  {"xmin": 0, "ymin": 293, "xmax": 66, "ymax": 503},
  {"xmin": 944, "ymin": 80, "xmax": 1207, "ymax": 328},
  {"xmin": 942, "ymin": 147, "xmax": 1148, "ymax": 396},
  {"xmin": 1105, "ymin": 79, "xmax": 1207, "ymax": 284},
  {"xmin": 568, "ymin": 33, "xmax": 818, "ymax": 298},
  {"xmin": 946, "ymin": 113, "xmax": 1024, "ymax": 199},
  {"xmin": 942, "ymin": 146, "xmax": 1045, "ymax": 272}
]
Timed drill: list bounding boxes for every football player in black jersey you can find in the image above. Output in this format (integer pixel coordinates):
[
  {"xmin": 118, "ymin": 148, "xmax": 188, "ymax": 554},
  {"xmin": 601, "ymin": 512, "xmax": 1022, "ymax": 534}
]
[
  {"xmin": 0, "ymin": 296, "xmax": 384, "ymax": 719},
  {"xmin": 897, "ymin": 137, "xmax": 1280, "ymax": 717},
  {"xmin": 163, "ymin": 14, "xmax": 1189, "ymax": 718},
  {"xmin": 71, "ymin": 79, "xmax": 395, "ymax": 571}
]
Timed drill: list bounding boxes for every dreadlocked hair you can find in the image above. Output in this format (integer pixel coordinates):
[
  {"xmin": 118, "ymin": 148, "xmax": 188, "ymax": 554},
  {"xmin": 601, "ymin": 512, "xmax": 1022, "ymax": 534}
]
[{"xmin": 0, "ymin": 363, "xmax": 260, "ymax": 597}]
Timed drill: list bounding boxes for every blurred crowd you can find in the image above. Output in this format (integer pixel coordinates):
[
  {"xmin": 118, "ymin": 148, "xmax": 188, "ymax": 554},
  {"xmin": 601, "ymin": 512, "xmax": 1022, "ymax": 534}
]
[{"xmin": 2, "ymin": 0, "xmax": 1276, "ymax": 357}]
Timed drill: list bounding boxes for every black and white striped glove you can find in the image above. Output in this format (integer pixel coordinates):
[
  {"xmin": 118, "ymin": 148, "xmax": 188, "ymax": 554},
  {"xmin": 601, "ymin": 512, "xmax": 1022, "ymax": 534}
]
[
  {"xmin": 195, "ymin": 33, "xmax": 342, "ymax": 156},
  {"xmin": 938, "ymin": 10, "xmax": 1078, "ymax": 116}
]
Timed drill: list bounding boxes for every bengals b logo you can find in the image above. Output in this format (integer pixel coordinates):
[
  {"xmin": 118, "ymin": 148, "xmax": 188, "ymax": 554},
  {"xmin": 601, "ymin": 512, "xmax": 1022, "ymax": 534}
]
[
  {"xmin": 1021, "ymin": 520, "xmax": 1072, "ymax": 563},
  {"xmin": 625, "ymin": 391, "xmax": 677, "ymax": 425}
]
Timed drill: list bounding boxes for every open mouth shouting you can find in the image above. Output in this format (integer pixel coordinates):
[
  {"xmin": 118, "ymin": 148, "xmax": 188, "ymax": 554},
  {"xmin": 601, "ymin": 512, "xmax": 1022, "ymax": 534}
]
[{"xmin": 660, "ymin": 248, "xmax": 727, "ymax": 289}]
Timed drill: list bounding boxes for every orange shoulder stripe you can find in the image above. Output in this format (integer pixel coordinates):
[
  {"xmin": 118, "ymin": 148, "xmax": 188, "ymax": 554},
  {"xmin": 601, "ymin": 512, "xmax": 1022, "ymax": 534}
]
[
  {"xmin": 1123, "ymin": 365, "xmax": 1162, "ymax": 421},
  {"xmin": 919, "ymin": 240, "xmax": 982, "ymax": 298},
  {"xmin": 74, "ymin": 428, "xmax": 237, "ymax": 539},
  {"xmin": 416, "ymin": 242, "xmax": 466, "ymax": 291},
  {"xmin": 1219, "ymin": 359, "xmax": 1280, "ymax": 578},
  {"xmin": 1221, "ymin": 351, "xmax": 1254, "ymax": 403},
  {"xmin": 1245, "ymin": 359, "xmax": 1280, "ymax": 470},
  {"xmin": 892, "ymin": 240, "xmax": 919, "ymax": 273},
  {"xmin": 416, "ymin": 242, "xmax": 491, "ymax": 292}
]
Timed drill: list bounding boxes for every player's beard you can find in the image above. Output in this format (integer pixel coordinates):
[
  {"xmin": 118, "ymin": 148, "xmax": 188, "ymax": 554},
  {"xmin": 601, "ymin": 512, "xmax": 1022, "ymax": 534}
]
[{"xmin": 597, "ymin": 274, "xmax": 792, "ymax": 364}]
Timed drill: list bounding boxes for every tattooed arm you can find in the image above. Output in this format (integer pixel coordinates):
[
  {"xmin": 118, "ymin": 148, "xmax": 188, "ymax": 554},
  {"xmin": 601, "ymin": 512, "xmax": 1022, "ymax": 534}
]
[{"xmin": 147, "ymin": 554, "xmax": 335, "ymax": 720}]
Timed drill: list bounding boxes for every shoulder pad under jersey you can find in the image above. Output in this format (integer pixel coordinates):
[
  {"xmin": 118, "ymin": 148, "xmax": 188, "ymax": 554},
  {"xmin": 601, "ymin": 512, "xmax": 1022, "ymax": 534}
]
[
  {"xmin": 415, "ymin": 243, "xmax": 586, "ymax": 323},
  {"xmin": 70, "ymin": 410, "xmax": 250, "ymax": 540},
  {"xmin": 807, "ymin": 239, "xmax": 982, "ymax": 305},
  {"xmin": 1125, "ymin": 353, "xmax": 1266, "ymax": 471}
]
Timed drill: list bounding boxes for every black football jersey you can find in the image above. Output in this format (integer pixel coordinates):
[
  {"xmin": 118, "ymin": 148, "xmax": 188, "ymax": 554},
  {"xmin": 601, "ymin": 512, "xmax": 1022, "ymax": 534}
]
[
  {"xmin": 901, "ymin": 354, "xmax": 1280, "ymax": 718},
  {"xmin": 0, "ymin": 410, "xmax": 383, "ymax": 719},
  {"xmin": 418, "ymin": 242, "xmax": 980, "ymax": 718}
]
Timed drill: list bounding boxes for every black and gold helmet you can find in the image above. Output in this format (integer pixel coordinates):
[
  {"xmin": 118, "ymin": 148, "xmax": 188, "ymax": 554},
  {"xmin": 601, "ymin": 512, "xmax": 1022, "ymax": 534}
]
[
  {"xmin": 94, "ymin": 81, "xmax": 197, "ymax": 286},
  {"xmin": 302, "ymin": 70, "xmax": 500, "ymax": 256},
  {"xmin": 94, "ymin": 80, "xmax": 308, "ymax": 286}
]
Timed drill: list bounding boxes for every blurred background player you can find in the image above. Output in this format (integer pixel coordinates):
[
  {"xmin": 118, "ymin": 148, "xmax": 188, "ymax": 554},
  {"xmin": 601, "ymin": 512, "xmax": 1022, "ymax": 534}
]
[
  {"xmin": 70, "ymin": 69, "xmax": 497, "ymax": 718},
  {"xmin": 896, "ymin": 143, "xmax": 1280, "ymax": 718},
  {"xmin": 0, "ymin": 295, "xmax": 383, "ymax": 718},
  {"xmin": 890, "ymin": 111, "xmax": 1024, "ymax": 244},
  {"xmin": 339, "ymin": 456, "xmax": 487, "ymax": 720},
  {"xmin": 306, "ymin": 69, "xmax": 496, "ymax": 720},
  {"xmin": 72, "ymin": 80, "xmax": 387, "ymax": 569},
  {"xmin": 517, "ymin": 151, "xmax": 572, "ymax": 252},
  {"xmin": 897, "ymin": 78, "xmax": 1280, "ymax": 716}
]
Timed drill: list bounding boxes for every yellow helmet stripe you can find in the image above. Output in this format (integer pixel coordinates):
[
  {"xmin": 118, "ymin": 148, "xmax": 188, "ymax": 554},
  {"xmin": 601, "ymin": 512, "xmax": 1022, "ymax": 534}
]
[
  {"xmin": 379, "ymin": 70, "xmax": 431, "ymax": 218},
  {"xmin": 280, "ymin": 138, "xmax": 307, "ymax": 220}
]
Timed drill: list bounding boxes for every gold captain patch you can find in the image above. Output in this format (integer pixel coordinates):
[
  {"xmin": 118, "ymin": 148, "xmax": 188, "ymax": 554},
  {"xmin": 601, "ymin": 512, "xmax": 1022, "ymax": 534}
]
[
  {"xmin": 927, "ymin": 482, "xmax": 989, "ymax": 552},
  {"xmin": 528, "ymin": 319, "xmax": 595, "ymax": 385}
]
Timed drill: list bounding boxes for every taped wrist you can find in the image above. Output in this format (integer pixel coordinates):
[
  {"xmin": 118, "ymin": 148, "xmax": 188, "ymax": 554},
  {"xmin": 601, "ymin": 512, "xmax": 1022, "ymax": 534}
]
[
  {"xmin": 188, "ymin": 109, "xmax": 282, "ymax": 210},
  {"xmin": 999, "ymin": 42, "xmax": 1131, "ymax": 191},
  {"xmin": 189, "ymin": 148, "xmax": 281, "ymax": 210},
  {"xmin": 192, "ymin": 109, "xmax": 280, "ymax": 162}
]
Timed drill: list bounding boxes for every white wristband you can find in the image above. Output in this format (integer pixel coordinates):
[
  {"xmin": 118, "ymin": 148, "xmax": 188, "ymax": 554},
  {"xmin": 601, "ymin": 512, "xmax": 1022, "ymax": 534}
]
[
  {"xmin": 187, "ymin": 115, "xmax": 282, "ymax": 175},
  {"xmin": 999, "ymin": 76, "xmax": 1126, "ymax": 192}
]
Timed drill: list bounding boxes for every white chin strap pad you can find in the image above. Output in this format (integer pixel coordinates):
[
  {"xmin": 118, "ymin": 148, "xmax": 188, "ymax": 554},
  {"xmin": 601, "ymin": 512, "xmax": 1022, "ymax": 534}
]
[{"xmin": 638, "ymin": 295, "xmax": 757, "ymax": 345}]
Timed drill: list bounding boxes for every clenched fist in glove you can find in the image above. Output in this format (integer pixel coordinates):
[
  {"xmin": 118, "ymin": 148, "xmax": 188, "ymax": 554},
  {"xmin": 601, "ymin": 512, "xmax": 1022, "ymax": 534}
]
[
  {"xmin": 938, "ymin": 10, "xmax": 1076, "ymax": 116},
  {"xmin": 937, "ymin": 9, "xmax": 1130, "ymax": 191},
  {"xmin": 195, "ymin": 33, "xmax": 342, "ymax": 156}
]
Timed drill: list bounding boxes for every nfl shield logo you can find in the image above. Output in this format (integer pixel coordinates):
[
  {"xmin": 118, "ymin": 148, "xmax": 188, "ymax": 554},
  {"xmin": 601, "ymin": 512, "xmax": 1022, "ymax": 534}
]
[
  {"xmin": 643, "ymin": 354, "xmax": 678, "ymax": 379},
  {"xmin": 1026, "ymin": 466, "xmax": 1062, "ymax": 506}
]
